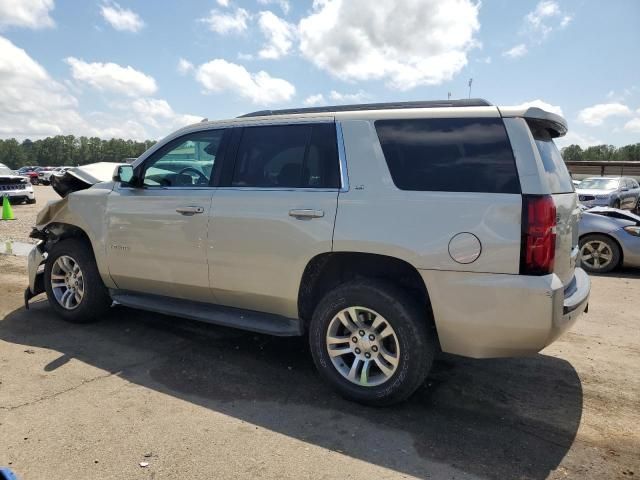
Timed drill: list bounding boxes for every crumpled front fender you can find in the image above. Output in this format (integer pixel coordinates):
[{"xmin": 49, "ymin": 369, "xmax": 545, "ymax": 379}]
[{"xmin": 25, "ymin": 241, "xmax": 46, "ymax": 308}]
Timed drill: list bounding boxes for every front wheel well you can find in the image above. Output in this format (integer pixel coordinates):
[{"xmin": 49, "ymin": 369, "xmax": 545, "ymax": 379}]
[
  {"xmin": 298, "ymin": 252, "xmax": 433, "ymax": 326},
  {"xmin": 41, "ymin": 223, "xmax": 94, "ymax": 255}
]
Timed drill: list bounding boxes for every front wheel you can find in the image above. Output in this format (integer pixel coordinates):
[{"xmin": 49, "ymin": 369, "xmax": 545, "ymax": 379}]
[
  {"xmin": 309, "ymin": 280, "xmax": 435, "ymax": 406},
  {"xmin": 44, "ymin": 238, "xmax": 112, "ymax": 323},
  {"xmin": 579, "ymin": 234, "xmax": 621, "ymax": 273}
]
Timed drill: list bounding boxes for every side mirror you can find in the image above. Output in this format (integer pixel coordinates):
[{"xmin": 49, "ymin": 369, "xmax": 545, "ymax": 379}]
[{"xmin": 113, "ymin": 165, "xmax": 136, "ymax": 186}]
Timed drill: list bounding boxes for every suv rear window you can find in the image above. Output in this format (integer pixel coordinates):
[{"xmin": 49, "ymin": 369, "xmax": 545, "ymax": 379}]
[
  {"xmin": 375, "ymin": 118, "xmax": 520, "ymax": 193},
  {"xmin": 527, "ymin": 120, "xmax": 574, "ymax": 194}
]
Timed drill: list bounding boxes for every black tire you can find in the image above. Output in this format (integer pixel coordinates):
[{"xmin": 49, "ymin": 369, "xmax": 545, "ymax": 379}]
[
  {"xmin": 44, "ymin": 238, "xmax": 111, "ymax": 323},
  {"xmin": 26, "ymin": 198, "xmax": 36, "ymax": 204},
  {"xmin": 309, "ymin": 279, "xmax": 435, "ymax": 406},
  {"xmin": 612, "ymin": 199, "xmax": 621, "ymax": 209},
  {"xmin": 579, "ymin": 234, "xmax": 621, "ymax": 274}
]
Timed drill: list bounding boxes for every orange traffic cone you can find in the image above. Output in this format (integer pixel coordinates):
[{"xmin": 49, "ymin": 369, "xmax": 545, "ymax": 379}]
[{"xmin": 1, "ymin": 195, "xmax": 15, "ymax": 220}]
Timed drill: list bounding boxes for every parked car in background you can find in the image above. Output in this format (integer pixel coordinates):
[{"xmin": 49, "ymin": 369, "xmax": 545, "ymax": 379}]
[
  {"xmin": 39, "ymin": 166, "xmax": 72, "ymax": 185},
  {"xmin": 0, "ymin": 165, "xmax": 36, "ymax": 204},
  {"xmin": 37, "ymin": 166, "xmax": 58, "ymax": 185},
  {"xmin": 572, "ymin": 179, "xmax": 581, "ymax": 188},
  {"xmin": 579, "ymin": 206, "xmax": 640, "ymax": 273},
  {"xmin": 576, "ymin": 176, "xmax": 640, "ymax": 210},
  {"xmin": 17, "ymin": 166, "xmax": 40, "ymax": 184},
  {"xmin": 26, "ymin": 100, "xmax": 589, "ymax": 405}
]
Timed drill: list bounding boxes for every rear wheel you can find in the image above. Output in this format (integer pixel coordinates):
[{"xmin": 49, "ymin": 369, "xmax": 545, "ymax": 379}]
[
  {"xmin": 309, "ymin": 280, "xmax": 435, "ymax": 406},
  {"xmin": 44, "ymin": 238, "xmax": 111, "ymax": 323},
  {"xmin": 579, "ymin": 234, "xmax": 621, "ymax": 273},
  {"xmin": 26, "ymin": 198, "xmax": 36, "ymax": 205}
]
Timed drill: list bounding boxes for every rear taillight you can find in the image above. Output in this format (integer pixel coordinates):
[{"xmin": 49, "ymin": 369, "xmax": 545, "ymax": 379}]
[{"xmin": 520, "ymin": 195, "xmax": 556, "ymax": 275}]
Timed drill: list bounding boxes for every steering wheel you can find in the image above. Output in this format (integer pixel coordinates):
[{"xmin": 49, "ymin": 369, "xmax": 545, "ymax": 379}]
[{"xmin": 177, "ymin": 167, "xmax": 208, "ymax": 185}]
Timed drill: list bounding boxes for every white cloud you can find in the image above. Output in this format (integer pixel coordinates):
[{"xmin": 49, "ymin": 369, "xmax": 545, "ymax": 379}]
[
  {"xmin": 556, "ymin": 131, "xmax": 603, "ymax": 149},
  {"xmin": 524, "ymin": 1, "xmax": 566, "ymax": 39},
  {"xmin": 577, "ymin": 103, "xmax": 632, "ymax": 126},
  {"xmin": 329, "ymin": 90, "xmax": 369, "ymax": 103},
  {"xmin": 0, "ymin": 0, "xmax": 54, "ymax": 29},
  {"xmin": 237, "ymin": 52, "xmax": 254, "ymax": 61},
  {"xmin": 303, "ymin": 94, "xmax": 325, "ymax": 106},
  {"xmin": 201, "ymin": 8, "xmax": 249, "ymax": 34},
  {"xmin": 503, "ymin": 43, "xmax": 527, "ymax": 59},
  {"xmin": 129, "ymin": 98, "xmax": 202, "ymax": 129},
  {"xmin": 257, "ymin": 11, "xmax": 295, "ymax": 59},
  {"xmin": 297, "ymin": 0, "xmax": 480, "ymax": 90},
  {"xmin": 216, "ymin": 0, "xmax": 229, "ymax": 6},
  {"xmin": 195, "ymin": 59, "xmax": 295, "ymax": 104},
  {"xmin": 512, "ymin": 99, "xmax": 563, "ymax": 116},
  {"xmin": 100, "ymin": 1, "xmax": 144, "ymax": 33},
  {"xmin": 257, "ymin": 0, "xmax": 290, "ymax": 15},
  {"xmin": 624, "ymin": 118, "xmax": 640, "ymax": 133},
  {"xmin": 0, "ymin": 35, "xmax": 83, "ymax": 138},
  {"xmin": 177, "ymin": 58, "xmax": 194, "ymax": 75},
  {"xmin": 65, "ymin": 57, "xmax": 157, "ymax": 96}
]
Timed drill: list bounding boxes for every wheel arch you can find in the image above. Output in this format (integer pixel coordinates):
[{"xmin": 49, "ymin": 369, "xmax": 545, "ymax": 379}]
[{"xmin": 297, "ymin": 251, "xmax": 435, "ymax": 332}]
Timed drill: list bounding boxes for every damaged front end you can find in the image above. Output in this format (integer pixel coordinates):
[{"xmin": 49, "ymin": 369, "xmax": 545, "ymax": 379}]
[{"xmin": 24, "ymin": 162, "xmax": 122, "ymax": 308}]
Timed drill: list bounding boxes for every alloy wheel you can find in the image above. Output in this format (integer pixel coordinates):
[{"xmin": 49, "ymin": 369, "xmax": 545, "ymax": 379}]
[
  {"xmin": 326, "ymin": 306, "xmax": 400, "ymax": 387},
  {"xmin": 50, "ymin": 255, "xmax": 85, "ymax": 310},
  {"xmin": 580, "ymin": 240, "xmax": 614, "ymax": 270}
]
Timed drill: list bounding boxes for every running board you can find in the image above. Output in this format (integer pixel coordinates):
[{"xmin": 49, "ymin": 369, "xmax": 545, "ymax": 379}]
[{"xmin": 110, "ymin": 290, "xmax": 303, "ymax": 336}]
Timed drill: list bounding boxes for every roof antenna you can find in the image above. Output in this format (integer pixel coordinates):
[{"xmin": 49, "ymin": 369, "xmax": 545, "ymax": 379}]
[
  {"xmin": 447, "ymin": 92, "xmax": 451, "ymax": 100},
  {"xmin": 468, "ymin": 78, "xmax": 473, "ymax": 99},
  {"xmin": 200, "ymin": 117, "xmax": 208, "ymax": 122}
]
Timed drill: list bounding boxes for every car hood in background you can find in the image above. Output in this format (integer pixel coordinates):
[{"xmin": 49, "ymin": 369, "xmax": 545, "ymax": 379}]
[
  {"xmin": 51, "ymin": 162, "xmax": 124, "ymax": 198},
  {"xmin": 0, "ymin": 174, "xmax": 29, "ymax": 182},
  {"xmin": 576, "ymin": 188, "xmax": 615, "ymax": 196},
  {"xmin": 586, "ymin": 206, "xmax": 640, "ymax": 225}
]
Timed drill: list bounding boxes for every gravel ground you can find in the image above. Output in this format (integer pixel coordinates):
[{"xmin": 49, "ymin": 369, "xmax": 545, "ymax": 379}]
[
  {"xmin": 0, "ymin": 189, "xmax": 638, "ymax": 479},
  {"xmin": 1, "ymin": 186, "xmax": 60, "ymax": 244}
]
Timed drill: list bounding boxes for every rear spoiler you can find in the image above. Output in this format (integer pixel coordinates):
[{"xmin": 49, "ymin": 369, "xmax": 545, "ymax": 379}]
[{"xmin": 498, "ymin": 106, "xmax": 568, "ymax": 138}]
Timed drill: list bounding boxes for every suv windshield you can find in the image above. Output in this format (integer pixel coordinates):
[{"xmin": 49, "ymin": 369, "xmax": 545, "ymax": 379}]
[
  {"xmin": 528, "ymin": 121, "xmax": 574, "ymax": 194},
  {"xmin": 578, "ymin": 178, "xmax": 620, "ymax": 190}
]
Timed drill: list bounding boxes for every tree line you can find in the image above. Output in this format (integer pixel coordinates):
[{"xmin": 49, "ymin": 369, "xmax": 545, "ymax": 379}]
[
  {"xmin": 561, "ymin": 143, "xmax": 640, "ymax": 162},
  {"xmin": 1, "ymin": 135, "xmax": 639, "ymax": 170},
  {"xmin": 0, "ymin": 136, "xmax": 156, "ymax": 169}
]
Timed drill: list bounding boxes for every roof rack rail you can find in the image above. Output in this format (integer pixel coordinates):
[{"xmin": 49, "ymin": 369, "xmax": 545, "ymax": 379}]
[{"xmin": 238, "ymin": 98, "xmax": 492, "ymax": 118}]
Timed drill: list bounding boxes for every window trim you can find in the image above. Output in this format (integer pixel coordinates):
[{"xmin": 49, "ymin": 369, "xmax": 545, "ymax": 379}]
[
  {"xmin": 218, "ymin": 121, "xmax": 346, "ymax": 192},
  {"xmin": 128, "ymin": 127, "xmax": 229, "ymax": 190}
]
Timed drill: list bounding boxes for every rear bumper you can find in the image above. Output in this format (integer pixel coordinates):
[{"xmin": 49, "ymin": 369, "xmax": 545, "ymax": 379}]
[{"xmin": 420, "ymin": 268, "xmax": 590, "ymax": 358}]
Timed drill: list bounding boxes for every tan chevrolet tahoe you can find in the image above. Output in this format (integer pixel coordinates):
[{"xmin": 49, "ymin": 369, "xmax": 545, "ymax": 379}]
[{"xmin": 25, "ymin": 99, "xmax": 590, "ymax": 405}]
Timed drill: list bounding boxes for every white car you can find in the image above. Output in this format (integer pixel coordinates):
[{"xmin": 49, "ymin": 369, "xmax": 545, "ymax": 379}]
[{"xmin": 0, "ymin": 165, "xmax": 36, "ymax": 204}]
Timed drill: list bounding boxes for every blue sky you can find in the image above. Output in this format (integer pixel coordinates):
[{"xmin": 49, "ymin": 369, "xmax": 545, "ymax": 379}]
[{"xmin": 0, "ymin": 0, "xmax": 639, "ymax": 147}]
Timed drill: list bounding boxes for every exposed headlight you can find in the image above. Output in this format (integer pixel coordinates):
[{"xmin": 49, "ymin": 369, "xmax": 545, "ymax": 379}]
[{"xmin": 623, "ymin": 226, "xmax": 640, "ymax": 237}]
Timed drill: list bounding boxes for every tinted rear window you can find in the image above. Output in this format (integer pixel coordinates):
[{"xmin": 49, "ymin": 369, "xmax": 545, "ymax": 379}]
[
  {"xmin": 375, "ymin": 118, "xmax": 520, "ymax": 193},
  {"xmin": 528, "ymin": 120, "xmax": 574, "ymax": 194}
]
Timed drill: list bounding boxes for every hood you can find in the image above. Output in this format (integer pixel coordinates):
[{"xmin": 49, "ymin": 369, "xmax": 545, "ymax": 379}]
[
  {"xmin": 576, "ymin": 188, "xmax": 615, "ymax": 196},
  {"xmin": 586, "ymin": 206, "xmax": 640, "ymax": 225},
  {"xmin": 0, "ymin": 174, "xmax": 29, "ymax": 182},
  {"xmin": 51, "ymin": 162, "xmax": 124, "ymax": 198}
]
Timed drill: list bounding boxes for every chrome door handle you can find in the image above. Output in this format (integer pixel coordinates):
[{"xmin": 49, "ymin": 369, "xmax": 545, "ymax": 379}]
[
  {"xmin": 176, "ymin": 206, "xmax": 205, "ymax": 216},
  {"xmin": 289, "ymin": 209, "xmax": 324, "ymax": 219}
]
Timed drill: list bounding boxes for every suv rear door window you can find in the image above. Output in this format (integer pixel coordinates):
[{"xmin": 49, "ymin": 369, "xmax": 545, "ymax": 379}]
[
  {"xmin": 374, "ymin": 117, "xmax": 520, "ymax": 193},
  {"xmin": 232, "ymin": 123, "xmax": 340, "ymax": 189}
]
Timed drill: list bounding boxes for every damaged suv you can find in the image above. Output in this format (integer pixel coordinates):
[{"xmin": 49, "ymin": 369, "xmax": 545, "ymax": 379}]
[{"xmin": 26, "ymin": 99, "xmax": 590, "ymax": 405}]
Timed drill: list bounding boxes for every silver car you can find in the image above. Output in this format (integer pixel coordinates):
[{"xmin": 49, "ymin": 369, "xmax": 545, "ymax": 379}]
[
  {"xmin": 25, "ymin": 99, "xmax": 590, "ymax": 405},
  {"xmin": 579, "ymin": 206, "xmax": 640, "ymax": 273},
  {"xmin": 576, "ymin": 176, "xmax": 640, "ymax": 210}
]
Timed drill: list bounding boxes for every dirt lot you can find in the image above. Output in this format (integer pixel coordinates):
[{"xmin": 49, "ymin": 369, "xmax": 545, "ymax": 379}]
[
  {"xmin": 2, "ymin": 186, "xmax": 60, "ymax": 244},
  {"xmin": 0, "ymin": 193, "xmax": 639, "ymax": 479}
]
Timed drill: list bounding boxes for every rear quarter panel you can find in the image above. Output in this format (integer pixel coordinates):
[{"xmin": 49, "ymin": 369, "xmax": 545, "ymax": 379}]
[{"xmin": 333, "ymin": 119, "xmax": 522, "ymax": 274}]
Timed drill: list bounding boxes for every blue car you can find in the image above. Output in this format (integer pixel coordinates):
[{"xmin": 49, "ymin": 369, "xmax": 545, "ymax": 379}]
[
  {"xmin": 579, "ymin": 206, "xmax": 640, "ymax": 273},
  {"xmin": 576, "ymin": 176, "xmax": 640, "ymax": 211}
]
